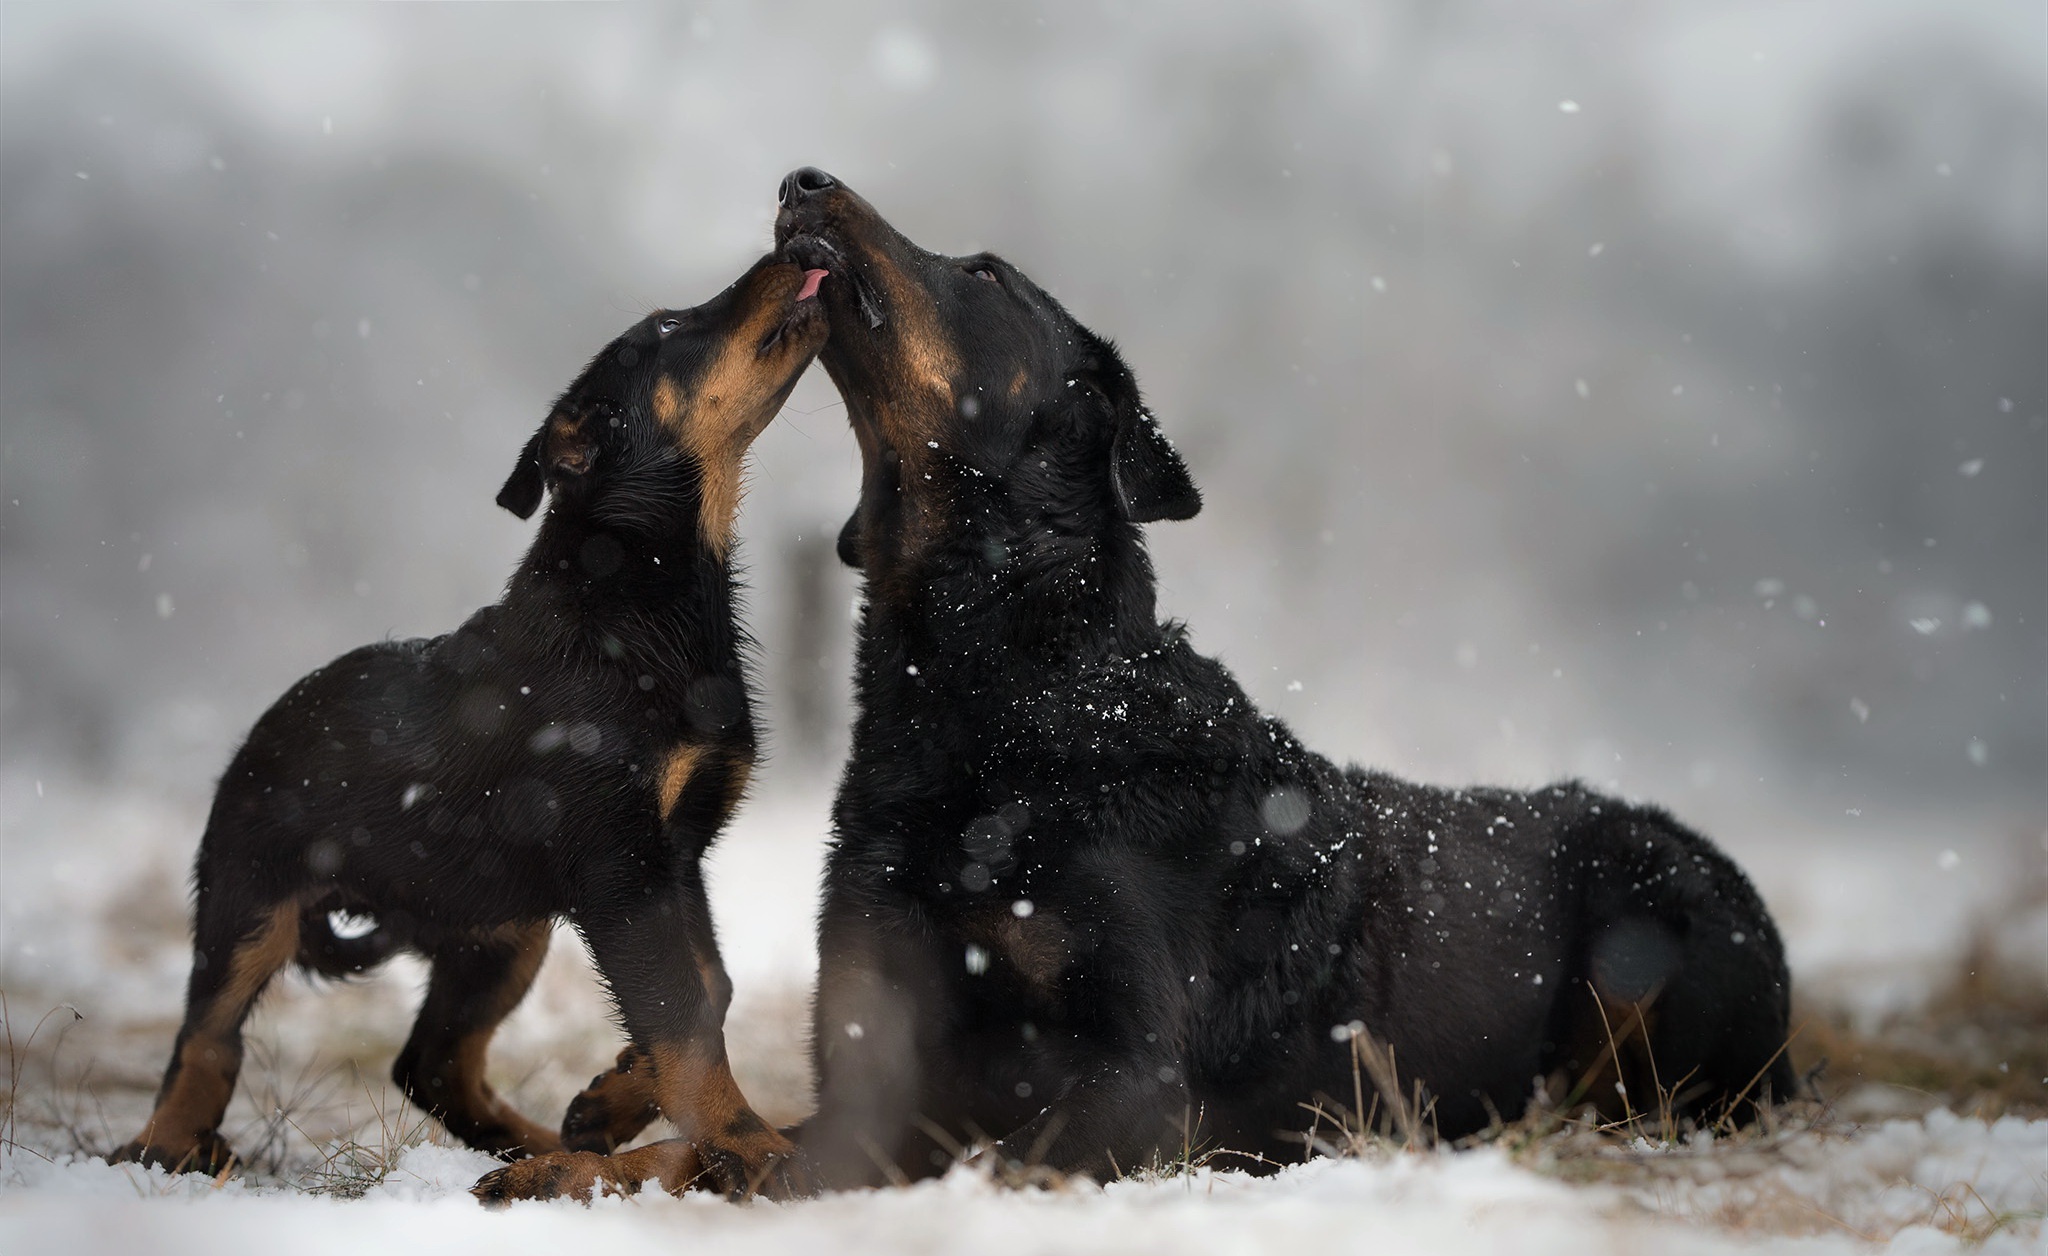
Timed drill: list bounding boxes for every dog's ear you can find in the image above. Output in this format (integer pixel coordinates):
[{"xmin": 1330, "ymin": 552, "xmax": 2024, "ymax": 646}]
[
  {"xmin": 1110, "ymin": 405, "xmax": 1201, "ymax": 523},
  {"xmin": 835, "ymin": 508, "xmax": 863, "ymax": 569},
  {"xmin": 496, "ymin": 409, "xmax": 599, "ymax": 520},
  {"xmin": 496, "ymin": 428, "xmax": 548, "ymax": 518}
]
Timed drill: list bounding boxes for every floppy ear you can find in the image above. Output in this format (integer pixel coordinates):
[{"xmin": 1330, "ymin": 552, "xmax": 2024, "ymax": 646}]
[
  {"xmin": 835, "ymin": 508, "xmax": 864, "ymax": 569},
  {"xmin": 495, "ymin": 410, "xmax": 599, "ymax": 520},
  {"xmin": 1110, "ymin": 406, "xmax": 1201, "ymax": 523},
  {"xmin": 496, "ymin": 428, "xmax": 548, "ymax": 519}
]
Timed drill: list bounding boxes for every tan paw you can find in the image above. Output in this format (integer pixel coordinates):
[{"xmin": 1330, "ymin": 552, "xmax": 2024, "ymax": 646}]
[
  {"xmin": 109, "ymin": 1130, "xmax": 236, "ymax": 1176},
  {"xmin": 696, "ymin": 1122, "xmax": 813, "ymax": 1201},
  {"xmin": 471, "ymin": 1150, "xmax": 619, "ymax": 1206}
]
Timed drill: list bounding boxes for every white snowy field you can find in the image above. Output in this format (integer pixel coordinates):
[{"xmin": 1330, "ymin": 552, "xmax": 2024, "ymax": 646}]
[{"xmin": 3, "ymin": 773, "xmax": 2045, "ymax": 1255}]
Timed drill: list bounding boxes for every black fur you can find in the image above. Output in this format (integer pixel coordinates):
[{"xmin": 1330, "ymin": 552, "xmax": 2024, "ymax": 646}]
[
  {"xmin": 775, "ymin": 172, "xmax": 1796, "ymax": 1186},
  {"xmin": 112, "ymin": 255, "xmax": 825, "ymax": 1179}
]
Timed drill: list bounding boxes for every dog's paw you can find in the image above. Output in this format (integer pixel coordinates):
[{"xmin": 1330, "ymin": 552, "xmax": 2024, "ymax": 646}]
[
  {"xmin": 696, "ymin": 1127, "xmax": 814, "ymax": 1201},
  {"xmin": 560, "ymin": 1053, "xmax": 660, "ymax": 1154},
  {"xmin": 471, "ymin": 1150, "xmax": 618, "ymax": 1206},
  {"xmin": 109, "ymin": 1130, "xmax": 236, "ymax": 1175}
]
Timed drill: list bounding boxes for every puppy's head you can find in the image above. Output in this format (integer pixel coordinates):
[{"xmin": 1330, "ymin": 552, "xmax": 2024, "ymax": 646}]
[
  {"xmin": 496, "ymin": 254, "xmax": 830, "ymax": 556},
  {"xmin": 772, "ymin": 168, "xmax": 1198, "ymax": 573}
]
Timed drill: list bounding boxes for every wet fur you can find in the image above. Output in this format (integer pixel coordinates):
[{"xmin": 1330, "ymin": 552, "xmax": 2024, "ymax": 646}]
[{"xmin": 774, "ymin": 172, "xmax": 1797, "ymax": 1186}]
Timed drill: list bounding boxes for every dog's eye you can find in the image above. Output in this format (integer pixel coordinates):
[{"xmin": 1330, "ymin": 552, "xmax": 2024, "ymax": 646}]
[
  {"xmin": 657, "ymin": 316, "xmax": 681, "ymax": 336},
  {"xmin": 969, "ymin": 266, "xmax": 999, "ymax": 284}
]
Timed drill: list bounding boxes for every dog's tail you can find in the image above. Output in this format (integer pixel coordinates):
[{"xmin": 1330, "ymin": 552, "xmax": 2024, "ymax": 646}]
[{"xmin": 294, "ymin": 902, "xmax": 402, "ymax": 977}]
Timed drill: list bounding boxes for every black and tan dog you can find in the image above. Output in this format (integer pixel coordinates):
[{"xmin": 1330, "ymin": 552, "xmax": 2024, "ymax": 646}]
[
  {"xmin": 495, "ymin": 169, "xmax": 1796, "ymax": 1201},
  {"xmin": 111, "ymin": 255, "xmax": 828, "ymax": 1198},
  {"xmin": 781, "ymin": 170, "xmax": 1798, "ymax": 1184}
]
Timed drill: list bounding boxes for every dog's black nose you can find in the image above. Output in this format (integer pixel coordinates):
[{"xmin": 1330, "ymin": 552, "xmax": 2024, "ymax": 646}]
[{"xmin": 779, "ymin": 166, "xmax": 838, "ymax": 208}]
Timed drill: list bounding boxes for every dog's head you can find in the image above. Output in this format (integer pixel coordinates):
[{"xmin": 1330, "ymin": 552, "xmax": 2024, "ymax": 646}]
[
  {"xmin": 772, "ymin": 168, "xmax": 1199, "ymax": 576},
  {"xmin": 496, "ymin": 254, "xmax": 829, "ymax": 556}
]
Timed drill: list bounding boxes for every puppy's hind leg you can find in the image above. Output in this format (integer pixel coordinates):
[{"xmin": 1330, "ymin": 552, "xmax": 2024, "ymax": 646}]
[
  {"xmin": 113, "ymin": 893, "xmax": 303, "ymax": 1173},
  {"xmin": 392, "ymin": 921, "xmax": 563, "ymax": 1159}
]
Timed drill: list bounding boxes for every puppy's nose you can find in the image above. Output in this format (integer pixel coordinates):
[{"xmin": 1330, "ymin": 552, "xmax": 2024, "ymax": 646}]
[{"xmin": 779, "ymin": 166, "xmax": 838, "ymax": 208}]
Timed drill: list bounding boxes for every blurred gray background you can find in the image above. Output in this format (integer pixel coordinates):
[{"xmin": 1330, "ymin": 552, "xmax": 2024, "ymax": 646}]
[{"xmin": 2, "ymin": 0, "xmax": 2042, "ymax": 856}]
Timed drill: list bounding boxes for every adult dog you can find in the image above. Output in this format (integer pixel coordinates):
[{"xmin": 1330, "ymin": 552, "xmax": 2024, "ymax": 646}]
[
  {"xmin": 493, "ymin": 170, "xmax": 1796, "ymax": 1200},
  {"xmin": 114, "ymin": 255, "xmax": 827, "ymax": 1199},
  {"xmin": 776, "ymin": 168, "xmax": 1796, "ymax": 1185}
]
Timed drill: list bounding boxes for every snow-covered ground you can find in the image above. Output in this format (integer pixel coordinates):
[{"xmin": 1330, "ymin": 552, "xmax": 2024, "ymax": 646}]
[{"xmin": 3, "ymin": 774, "xmax": 2045, "ymax": 1254}]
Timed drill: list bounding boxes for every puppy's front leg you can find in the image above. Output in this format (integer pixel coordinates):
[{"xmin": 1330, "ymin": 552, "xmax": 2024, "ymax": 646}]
[
  {"xmin": 478, "ymin": 870, "xmax": 802, "ymax": 1205},
  {"xmin": 582, "ymin": 877, "xmax": 804, "ymax": 1199}
]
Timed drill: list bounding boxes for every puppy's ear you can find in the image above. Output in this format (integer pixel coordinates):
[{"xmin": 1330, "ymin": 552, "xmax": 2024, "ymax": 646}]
[
  {"xmin": 1111, "ymin": 406, "xmax": 1201, "ymax": 523},
  {"xmin": 495, "ymin": 410, "xmax": 598, "ymax": 520},
  {"xmin": 496, "ymin": 428, "xmax": 548, "ymax": 519},
  {"xmin": 835, "ymin": 508, "xmax": 864, "ymax": 569}
]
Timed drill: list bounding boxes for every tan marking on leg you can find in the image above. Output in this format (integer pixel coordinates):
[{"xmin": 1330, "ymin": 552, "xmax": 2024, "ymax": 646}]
[
  {"xmin": 648, "ymin": 1039, "xmax": 802, "ymax": 1197},
  {"xmin": 437, "ymin": 923, "xmax": 562, "ymax": 1155},
  {"xmin": 648, "ymin": 1040, "xmax": 754, "ymax": 1143},
  {"xmin": 133, "ymin": 1035, "xmax": 241, "ymax": 1163},
  {"xmin": 656, "ymin": 744, "xmax": 702, "ymax": 823},
  {"xmin": 203, "ymin": 901, "xmax": 303, "ymax": 1032},
  {"xmin": 127, "ymin": 900, "xmax": 301, "ymax": 1165}
]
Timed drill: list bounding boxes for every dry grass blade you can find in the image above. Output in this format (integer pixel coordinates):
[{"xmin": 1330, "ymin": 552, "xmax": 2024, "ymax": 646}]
[{"xmin": 298, "ymin": 1068, "xmax": 441, "ymax": 1199}]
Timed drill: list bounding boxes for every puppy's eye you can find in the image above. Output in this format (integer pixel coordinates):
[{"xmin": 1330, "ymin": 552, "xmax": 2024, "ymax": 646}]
[
  {"xmin": 657, "ymin": 316, "xmax": 681, "ymax": 336},
  {"xmin": 969, "ymin": 267, "xmax": 999, "ymax": 284}
]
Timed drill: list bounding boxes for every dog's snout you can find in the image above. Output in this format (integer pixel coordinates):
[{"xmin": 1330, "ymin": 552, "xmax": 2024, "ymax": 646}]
[{"xmin": 779, "ymin": 166, "xmax": 838, "ymax": 209}]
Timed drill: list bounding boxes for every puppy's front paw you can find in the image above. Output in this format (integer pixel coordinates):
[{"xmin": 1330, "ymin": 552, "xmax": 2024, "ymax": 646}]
[
  {"xmin": 560, "ymin": 1046, "xmax": 661, "ymax": 1153},
  {"xmin": 471, "ymin": 1150, "xmax": 617, "ymax": 1206}
]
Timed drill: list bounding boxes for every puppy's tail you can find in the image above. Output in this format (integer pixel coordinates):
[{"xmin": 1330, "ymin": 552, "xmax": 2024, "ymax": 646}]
[{"xmin": 294, "ymin": 902, "xmax": 402, "ymax": 977}]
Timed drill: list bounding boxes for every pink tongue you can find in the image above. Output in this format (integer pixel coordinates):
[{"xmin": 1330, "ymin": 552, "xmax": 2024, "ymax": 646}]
[{"xmin": 797, "ymin": 268, "xmax": 828, "ymax": 301}]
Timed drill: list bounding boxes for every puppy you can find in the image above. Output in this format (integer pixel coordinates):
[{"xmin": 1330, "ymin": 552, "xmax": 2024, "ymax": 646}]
[{"xmin": 112, "ymin": 255, "xmax": 828, "ymax": 1200}]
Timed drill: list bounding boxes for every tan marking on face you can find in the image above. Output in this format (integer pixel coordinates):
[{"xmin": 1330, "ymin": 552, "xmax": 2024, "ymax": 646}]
[
  {"xmin": 657, "ymin": 744, "xmax": 703, "ymax": 823},
  {"xmin": 652, "ymin": 376, "xmax": 683, "ymax": 429},
  {"xmin": 654, "ymin": 292, "xmax": 811, "ymax": 557},
  {"xmin": 871, "ymin": 257, "xmax": 962, "ymax": 397},
  {"xmin": 1008, "ymin": 368, "xmax": 1029, "ymax": 398},
  {"xmin": 864, "ymin": 255, "xmax": 961, "ymax": 459}
]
